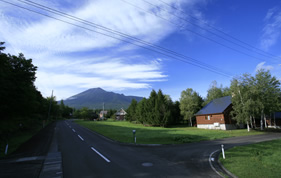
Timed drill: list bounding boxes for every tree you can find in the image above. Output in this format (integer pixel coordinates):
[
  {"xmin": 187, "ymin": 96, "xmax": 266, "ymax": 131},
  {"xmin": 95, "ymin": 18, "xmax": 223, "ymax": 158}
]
[
  {"xmin": 135, "ymin": 98, "xmax": 147, "ymax": 124},
  {"xmin": 180, "ymin": 88, "xmax": 203, "ymax": 126},
  {"xmin": 254, "ymin": 69, "xmax": 281, "ymax": 129},
  {"xmin": 230, "ymin": 74, "xmax": 259, "ymax": 131},
  {"xmin": 126, "ymin": 99, "xmax": 138, "ymax": 122},
  {"xmin": 230, "ymin": 70, "xmax": 281, "ymax": 131},
  {"xmin": 203, "ymin": 81, "xmax": 224, "ymax": 106}
]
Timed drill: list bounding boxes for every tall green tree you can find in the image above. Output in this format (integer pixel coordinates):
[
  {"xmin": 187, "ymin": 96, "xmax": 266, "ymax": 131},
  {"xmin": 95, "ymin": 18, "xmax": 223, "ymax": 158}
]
[
  {"xmin": 230, "ymin": 74, "xmax": 260, "ymax": 131},
  {"xmin": 230, "ymin": 70, "xmax": 281, "ymax": 130},
  {"xmin": 126, "ymin": 99, "xmax": 138, "ymax": 122},
  {"xmin": 254, "ymin": 69, "xmax": 281, "ymax": 129},
  {"xmin": 180, "ymin": 88, "xmax": 203, "ymax": 126}
]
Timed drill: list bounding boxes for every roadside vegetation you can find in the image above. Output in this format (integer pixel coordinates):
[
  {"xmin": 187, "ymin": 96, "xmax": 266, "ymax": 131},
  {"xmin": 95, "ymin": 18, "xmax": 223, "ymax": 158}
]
[
  {"xmin": 75, "ymin": 120, "xmax": 263, "ymax": 144},
  {"xmin": 220, "ymin": 138, "xmax": 281, "ymax": 178},
  {"xmin": 0, "ymin": 42, "xmax": 73, "ymax": 158}
]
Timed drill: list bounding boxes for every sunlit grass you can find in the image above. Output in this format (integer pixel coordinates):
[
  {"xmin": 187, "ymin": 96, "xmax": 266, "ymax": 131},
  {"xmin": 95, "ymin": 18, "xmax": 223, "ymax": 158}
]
[
  {"xmin": 220, "ymin": 139, "xmax": 281, "ymax": 178},
  {"xmin": 75, "ymin": 120, "xmax": 264, "ymax": 144}
]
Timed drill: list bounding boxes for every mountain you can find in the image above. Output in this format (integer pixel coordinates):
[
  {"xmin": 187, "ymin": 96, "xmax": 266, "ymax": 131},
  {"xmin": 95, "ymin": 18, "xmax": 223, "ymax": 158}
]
[{"xmin": 63, "ymin": 88, "xmax": 143, "ymax": 109}]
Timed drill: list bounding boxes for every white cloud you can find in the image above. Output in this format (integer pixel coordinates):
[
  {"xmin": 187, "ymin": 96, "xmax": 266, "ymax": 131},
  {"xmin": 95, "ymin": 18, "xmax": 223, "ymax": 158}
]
[
  {"xmin": 0, "ymin": 0, "xmax": 207, "ymax": 99},
  {"xmin": 255, "ymin": 62, "xmax": 274, "ymax": 72},
  {"xmin": 260, "ymin": 6, "xmax": 281, "ymax": 50},
  {"xmin": 255, "ymin": 62, "xmax": 281, "ymax": 82}
]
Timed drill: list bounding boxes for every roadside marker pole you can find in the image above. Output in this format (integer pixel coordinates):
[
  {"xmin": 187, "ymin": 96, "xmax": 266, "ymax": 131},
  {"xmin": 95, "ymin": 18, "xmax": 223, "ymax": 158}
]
[
  {"xmin": 221, "ymin": 145, "xmax": 225, "ymax": 159},
  {"xmin": 133, "ymin": 130, "xmax": 136, "ymax": 144},
  {"xmin": 5, "ymin": 144, "xmax": 8, "ymax": 155}
]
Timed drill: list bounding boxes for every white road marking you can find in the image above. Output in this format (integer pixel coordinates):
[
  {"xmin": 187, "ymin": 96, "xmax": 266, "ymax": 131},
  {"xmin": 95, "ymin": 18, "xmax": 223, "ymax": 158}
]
[
  {"xmin": 72, "ymin": 129, "xmax": 76, "ymax": 132},
  {"xmin": 78, "ymin": 135, "xmax": 84, "ymax": 141},
  {"xmin": 91, "ymin": 147, "xmax": 111, "ymax": 163}
]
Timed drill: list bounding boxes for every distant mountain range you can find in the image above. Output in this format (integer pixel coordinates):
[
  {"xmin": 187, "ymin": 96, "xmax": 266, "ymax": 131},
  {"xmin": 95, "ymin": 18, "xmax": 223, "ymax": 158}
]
[{"xmin": 63, "ymin": 88, "xmax": 143, "ymax": 110}]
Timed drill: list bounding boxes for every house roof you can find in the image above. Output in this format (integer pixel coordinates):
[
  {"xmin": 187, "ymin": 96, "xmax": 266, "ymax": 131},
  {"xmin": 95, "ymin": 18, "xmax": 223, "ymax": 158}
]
[
  {"xmin": 100, "ymin": 111, "xmax": 108, "ymax": 114},
  {"xmin": 116, "ymin": 108, "xmax": 127, "ymax": 116},
  {"xmin": 195, "ymin": 96, "xmax": 232, "ymax": 116}
]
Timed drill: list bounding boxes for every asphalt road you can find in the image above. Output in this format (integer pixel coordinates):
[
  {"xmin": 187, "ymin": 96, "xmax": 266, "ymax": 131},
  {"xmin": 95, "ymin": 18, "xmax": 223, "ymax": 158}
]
[
  {"xmin": 57, "ymin": 120, "xmax": 281, "ymax": 178},
  {"xmin": 1, "ymin": 120, "xmax": 281, "ymax": 178}
]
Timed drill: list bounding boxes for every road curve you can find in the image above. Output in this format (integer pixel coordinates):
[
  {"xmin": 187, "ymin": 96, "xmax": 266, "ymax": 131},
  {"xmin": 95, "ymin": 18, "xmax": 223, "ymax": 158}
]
[{"xmin": 57, "ymin": 120, "xmax": 281, "ymax": 178}]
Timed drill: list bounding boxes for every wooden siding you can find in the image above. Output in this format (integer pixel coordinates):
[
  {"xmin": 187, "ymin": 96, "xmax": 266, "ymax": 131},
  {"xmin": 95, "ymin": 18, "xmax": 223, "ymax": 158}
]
[
  {"xmin": 196, "ymin": 114, "xmax": 225, "ymax": 124},
  {"xmin": 196, "ymin": 104, "xmax": 234, "ymax": 125}
]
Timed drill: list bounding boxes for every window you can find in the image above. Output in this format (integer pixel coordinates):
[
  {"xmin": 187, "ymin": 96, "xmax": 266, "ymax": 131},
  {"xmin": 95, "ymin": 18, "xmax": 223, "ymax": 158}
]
[{"xmin": 208, "ymin": 116, "xmax": 210, "ymax": 120}]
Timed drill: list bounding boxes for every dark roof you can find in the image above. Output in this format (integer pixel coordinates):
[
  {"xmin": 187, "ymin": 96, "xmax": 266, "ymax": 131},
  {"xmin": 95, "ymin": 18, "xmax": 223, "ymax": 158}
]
[{"xmin": 195, "ymin": 96, "xmax": 232, "ymax": 116}]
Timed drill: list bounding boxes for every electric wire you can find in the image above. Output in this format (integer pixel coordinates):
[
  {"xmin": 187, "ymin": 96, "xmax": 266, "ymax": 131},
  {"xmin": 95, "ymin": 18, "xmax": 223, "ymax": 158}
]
[
  {"xmin": 16, "ymin": 0, "xmax": 232, "ymax": 76},
  {"xmin": 120, "ymin": 0, "xmax": 273, "ymax": 62},
  {"xmin": 0, "ymin": 0, "xmax": 232, "ymax": 78},
  {"xmin": 142, "ymin": 0, "xmax": 280, "ymax": 61},
  {"xmin": 158, "ymin": 0, "xmax": 281, "ymax": 60}
]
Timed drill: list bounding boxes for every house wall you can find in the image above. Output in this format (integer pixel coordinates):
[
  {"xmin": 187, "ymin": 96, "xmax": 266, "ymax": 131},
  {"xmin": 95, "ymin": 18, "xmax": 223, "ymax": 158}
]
[
  {"xmin": 196, "ymin": 106, "xmax": 237, "ymax": 130},
  {"xmin": 196, "ymin": 114, "xmax": 226, "ymax": 125}
]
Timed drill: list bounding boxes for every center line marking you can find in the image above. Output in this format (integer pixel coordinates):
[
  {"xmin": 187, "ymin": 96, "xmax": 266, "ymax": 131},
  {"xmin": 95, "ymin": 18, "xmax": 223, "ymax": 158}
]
[
  {"xmin": 91, "ymin": 147, "xmax": 111, "ymax": 163},
  {"xmin": 72, "ymin": 129, "xmax": 76, "ymax": 132},
  {"xmin": 78, "ymin": 135, "xmax": 84, "ymax": 141}
]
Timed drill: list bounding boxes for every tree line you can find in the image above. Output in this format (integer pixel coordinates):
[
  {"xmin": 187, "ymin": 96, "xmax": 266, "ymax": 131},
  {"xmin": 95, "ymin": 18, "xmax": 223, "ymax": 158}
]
[
  {"xmin": 230, "ymin": 70, "xmax": 281, "ymax": 131},
  {"xmin": 126, "ymin": 70, "xmax": 281, "ymax": 128},
  {"xmin": 0, "ymin": 42, "xmax": 73, "ymax": 126}
]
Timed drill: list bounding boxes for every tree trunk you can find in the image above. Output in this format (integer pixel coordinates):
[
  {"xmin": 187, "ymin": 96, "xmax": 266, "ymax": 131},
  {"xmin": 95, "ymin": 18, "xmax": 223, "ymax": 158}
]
[
  {"xmin": 250, "ymin": 116, "xmax": 253, "ymax": 129},
  {"xmin": 253, "ymin": 117, "xmax": 256, "ymax": 129},
  {"xmin": 274, "ymin": 112, "xmax": 276, "ymax": 129},
  {"xmin": 264, "ymin": 114, "xmax": 267, "ymax": 128},
  {"xmin": 247, "ymin": 121, "xmax": 250, "ymax": 132},
  {"xmin": 189, "ymin": 117, "xmax": 192, "ymax": 127},
  {"xmin": 260, "ymin": 112, "xmax": 263, "ymax": 130}
]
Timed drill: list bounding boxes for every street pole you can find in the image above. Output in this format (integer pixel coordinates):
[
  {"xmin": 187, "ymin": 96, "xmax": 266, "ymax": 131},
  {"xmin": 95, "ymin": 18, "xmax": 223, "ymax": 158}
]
[
  {"xmin": 133, "ymin": 130, "xmax": 136, "ymax": 144},
  {"xmin": 221, "ymin": 145, "xmax": 225, "ymax": 159}
]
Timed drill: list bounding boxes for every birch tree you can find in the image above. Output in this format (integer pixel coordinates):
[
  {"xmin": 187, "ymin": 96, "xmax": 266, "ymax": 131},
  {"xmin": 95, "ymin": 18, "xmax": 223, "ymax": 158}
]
[{"xmin": 180, "ymin": 88, "xmax": 203, "ymax": 126}]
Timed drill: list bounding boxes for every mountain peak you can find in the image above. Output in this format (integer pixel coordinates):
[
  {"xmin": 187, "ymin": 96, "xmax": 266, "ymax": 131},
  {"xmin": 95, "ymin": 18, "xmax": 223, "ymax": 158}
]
[{"xmin": 64, "ymin": 88, "xmax": 143, "ymax": 109}]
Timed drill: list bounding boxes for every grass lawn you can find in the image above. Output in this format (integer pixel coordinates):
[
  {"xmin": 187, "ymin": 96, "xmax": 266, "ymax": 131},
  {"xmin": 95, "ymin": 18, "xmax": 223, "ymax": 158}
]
[
  {"xmin": 220, "ymin": 139, "xmax": 281, "ymax": 178},
  {"xmin": 75, "ymin": 120, "xmax": 264, "ymax": 144}
]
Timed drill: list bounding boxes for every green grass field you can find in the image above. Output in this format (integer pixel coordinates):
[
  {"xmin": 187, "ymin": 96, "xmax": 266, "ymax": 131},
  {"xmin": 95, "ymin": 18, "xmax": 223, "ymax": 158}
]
[
  {"xmin": 220, "ymin": 139, "xmax": 281, "ymax": 178},
  {"xmin": 75, "ymin": 120, "xmax": 264, "ymax": 144}
]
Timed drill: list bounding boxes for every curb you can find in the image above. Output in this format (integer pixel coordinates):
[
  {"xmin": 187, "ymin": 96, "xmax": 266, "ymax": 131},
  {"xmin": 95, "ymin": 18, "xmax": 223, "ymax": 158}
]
[{"xmin": 218, "ymin": 159, "xmax": 237, "ymax": 178}]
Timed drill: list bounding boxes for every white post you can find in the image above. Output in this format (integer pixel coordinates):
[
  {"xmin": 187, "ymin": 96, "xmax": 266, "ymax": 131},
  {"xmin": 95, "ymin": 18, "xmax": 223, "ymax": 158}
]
[
  {"xmin": 5, "ymin": 144, "xmax": 8, "ymax": 155},
  {"xmin": 221, "ymin": 144, "xmax": 225, "ymax": 159},
  {"xmin": 133, "ymin": 130, "xmax": 136, "ymax": 144}
]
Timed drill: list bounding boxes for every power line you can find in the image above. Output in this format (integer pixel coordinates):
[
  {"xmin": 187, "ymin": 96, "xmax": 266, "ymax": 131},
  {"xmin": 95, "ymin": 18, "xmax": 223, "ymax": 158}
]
[
  {"xmin": 16, "ymin": 0, "xmax": 232, "ymax": 76},
  {"xmin": 120, "ymin": 0, "xmax": 275, "ymax": 63},
  {"xmin": 157, "ymin": 0, "xmax": 281, "ymax": 60},
  {"xmin": 0, "ymin": 0, "xmax": 232, "ymax": 78},
  {"xmin": 142, "ymin": 0, "xmax": 280, "ymax": 61}
]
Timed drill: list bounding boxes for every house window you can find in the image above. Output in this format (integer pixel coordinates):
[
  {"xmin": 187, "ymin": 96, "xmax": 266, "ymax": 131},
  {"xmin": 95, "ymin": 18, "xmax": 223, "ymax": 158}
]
[{"xmin": 208, "ymin": 116, "xmax": 210, "ymax": 120}]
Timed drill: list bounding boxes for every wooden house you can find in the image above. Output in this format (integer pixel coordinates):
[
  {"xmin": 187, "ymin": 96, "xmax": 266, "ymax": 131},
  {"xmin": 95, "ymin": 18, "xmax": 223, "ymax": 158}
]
[
  {"xmin": 195, "ymin": 96, "xmax": 240, "ymax": 130},
  {"xmin": 115, "ymin": 108, "xmax": 127, "ymax": 120}
]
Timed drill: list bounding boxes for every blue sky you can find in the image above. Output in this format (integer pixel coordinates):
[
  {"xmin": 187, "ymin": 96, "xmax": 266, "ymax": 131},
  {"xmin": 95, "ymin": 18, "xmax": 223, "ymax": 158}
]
[{"xmin": 0, "ymin": 0, "xmax": 281, "ymax": 101}]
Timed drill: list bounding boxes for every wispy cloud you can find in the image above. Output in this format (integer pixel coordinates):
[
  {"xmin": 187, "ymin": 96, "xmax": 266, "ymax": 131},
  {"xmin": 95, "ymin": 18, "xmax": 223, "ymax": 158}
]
[
  {"xmin": 255, "ymin": 62, "xmax": 281, "ymax": 81},
  {"xmin": 260, "ymin": 6, "xmax": 281, "ymax": 51},
  {"xmin": 255, "ymin": 62, "xmax": 274, "ymax": 72},
  {"xmin": 0, "ymin": 0, "xmax": 207, "ymax": 99}
]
